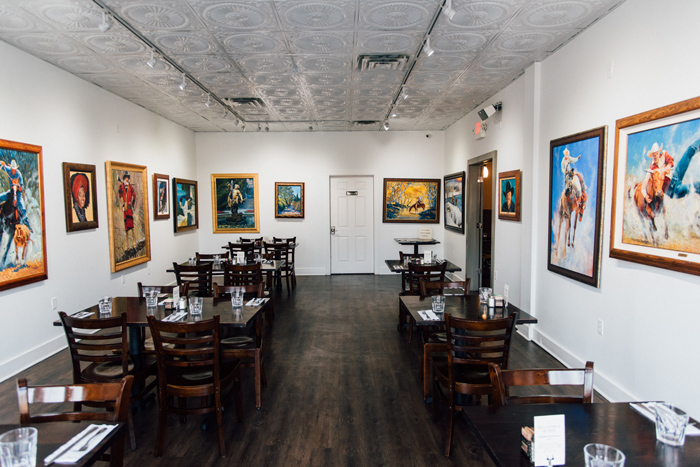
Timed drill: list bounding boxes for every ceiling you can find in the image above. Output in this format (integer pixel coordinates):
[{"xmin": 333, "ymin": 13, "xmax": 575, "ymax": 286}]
[{"xmin": 0, "ymin": 0, "xmax": 625, "ymax": 132}]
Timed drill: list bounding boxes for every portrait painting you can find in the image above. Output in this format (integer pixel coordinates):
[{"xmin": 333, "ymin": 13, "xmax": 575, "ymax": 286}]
[
  {"xmin": 611, "ymin": 96, "xmax": 700, "ymax": 276},
  {"xmin": 63, "ymin": 162, "xmax": 98, "ymax": 232},
  {"xmin": 383, "ymin": 178, "xmax": 440, "ymax": 223},
  {"xmin": 0, "ymin": 139, "xmax": 47, "ymax": 291},
  {"xmin": 275, "ymin": 182, "xmax": 304, "ymax": 218},
  {"xmin": 444, "ymin": 172, "xmax": 464, "ymax": 233},
  {"xmin": 498, "ymin": 170, "xmax": 521, "ymax": 222},
  {"xmin": 211, "ymin": 173, "xmax": 259, "ymax": 233},
  {"xmin": 173, "ymin": 178, "xmax": 198, "ymax": 232},
  {"xmin": 153, "ymin": 173, "xmax": 169, "ymax": 220},
  {"xmin": 105, "ymin": 161, "xmax": 151, "ymax": 273},
  {"xmin": 548, "ymin": 126, "xmax": 607, "ymax": 287}
]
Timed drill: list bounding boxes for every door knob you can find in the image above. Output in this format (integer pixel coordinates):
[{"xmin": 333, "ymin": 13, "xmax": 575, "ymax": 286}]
[{"xmin": 330, "ymin": 226, "xmax": 336, "ymax": 235}]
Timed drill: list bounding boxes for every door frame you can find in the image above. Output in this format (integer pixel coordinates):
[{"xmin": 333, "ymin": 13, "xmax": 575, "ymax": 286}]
[{"xmin": 466, "ymin": 151, "xmax": 496, "ymax": 291}]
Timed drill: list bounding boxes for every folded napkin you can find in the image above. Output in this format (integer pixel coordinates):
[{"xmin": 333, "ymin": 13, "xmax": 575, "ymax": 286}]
[
  {"xmin": 45, "ymin": 424, "xmax": 117, "ymax": 465},
  {"xmin": 630, "ymin": 402, "xmax": 700, "ymax": 435},
  {"xmin": 417, "ymin": 309, "xmax": 440, "ymax": 321},
  {"xmin": 71, "ymin": 311, "xmax": 94, "ymax": 319},
  {"xmin": 162, "ymin": 311, "xmax": 186, "ymax": 322},
  {"xmin": 393, "ymin": 265, "xmax": 405, "ymax": 270},
  {"xmin": 245, "ymin": 298, "xmax": 266, "ymax": 306}
]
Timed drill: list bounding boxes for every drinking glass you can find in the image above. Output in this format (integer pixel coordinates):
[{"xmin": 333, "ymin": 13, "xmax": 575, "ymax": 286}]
[
  {"xmin": 144, "ymin": 287, "xmax": 159, "ymax": 308},
  {"xmin": 478, "ymin": 287, "xmax": 492, "ymax": 303},
  {"xmin": 213, "ymin": 254, "xmax": 221, "ymax": 269},
  {"xmin": 98, "ymin": 296, "xmax": 112, "ymax": 316},
  {"xmin": 431, "ymin": 295, "xmax": 445, "ymax": 313},
  {"xmin": 231, "ymin": 290, "xmax": 244, "ymax": 308},
  {"xmin": 188, "ymin": 297, "xmax": 203, "ymax": 315},
  {"xmin": 654, "ymin": 403, "xmax": 689, "ymax": 446},
  {"xmin": 583, "ymin": 443, "xmax": 625, "ymax": 467},
  {"xmin": 255, "ymin": 253, "xmax": 262, "ymax": 263},
  {"xmin": 0, "ymin": 427, "xmax": 37, "ymax": 467},
  {"xmin": 188, "ymin": 257, "xmax": 196, "ymax": 266}
]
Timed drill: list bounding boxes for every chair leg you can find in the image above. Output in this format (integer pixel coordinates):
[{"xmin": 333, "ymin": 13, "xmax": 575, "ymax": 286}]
[
  {"xmin": 215, "ymin": 398, "xmax": 226, "ymax": 457},
  {"xmin": 408, "ymin": 317, "xmax": 413, "ymax": 343},
  {"xmin": 108, "ymin": 432, "xmax": 125, "ymax": 467},
  {"xmin": 127, "ymin": 409, "xmax": 136, "ymax": 451},
  {"xmin": 422, "ymin": 348, "xmax": 429, "ymax": 401},
  {"xmin": 254, "ymin": 351, "xmax": 262, "ymax": 409},
  {"xmin": 234, "ymin": 373, "xmax": 243, "ymax": 423},
  {"xmin": 432, "ymin": 379, "xmax": 440, "ymax": 421},
  {"xmin": 445, "ymin": 405, "xmax": 454, "ymax": 457},
  {"xmin": 154, "ymin": 402, "xmax": 167, "ymax": 458}
]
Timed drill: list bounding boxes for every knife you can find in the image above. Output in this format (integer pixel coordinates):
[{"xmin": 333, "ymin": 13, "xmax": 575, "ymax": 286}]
[{"xmin": 44, "ymin": 425, "xmax": 98, "ymax": 465}]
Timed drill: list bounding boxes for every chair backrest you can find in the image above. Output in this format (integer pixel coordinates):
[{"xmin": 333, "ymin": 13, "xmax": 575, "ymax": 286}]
[
  {"xmin": 196, "ymin": 251, "xmax": 229, "ymax": 262},
  {"xmin": 137, "ymin": 282, "xmax": 189, "ymax": 298},
  {"xmin": 17, "ymin": 376, "xmax": 133, "ymax": 424},
  {"xmin": 272, "ymin": 237, "xmax": 296, "ymax": 264},
  {"xmin": 420, "ymin": 279, "xmax": 470, "ymax": 298},
  {"xmin": 399, "ymin": 251, "xmax": 422, "ymax": 263},
  {"xmin": 488, "ymin": 361, "xmax": 594, "ymax": 407},
  {"xmin": 239, "ymin": 237, "xmax": 263, "ymax": 254},
  {"xmin": 213, "ymin": 283, "xmax": 264, "ymax": 299},
  {"xmin": 445, "ymin": 312, "xmax": 517, "ymax": 370},
  {"xmin": 147, "ymin": 315, "xmax": 222, "ymax": 396},
  {"xmin": 172, "ymin": 262, "xmax": 213, "ymax": 297},
  {"xmin": 59, "ymin": 312, "xmax": 130, "ymax": 384},
  {"xmin": 407, "ymin": 262, "xmax": 446, "ymax": 295},
  {"xmin": 228, "ymin": 242, "xmax": 256, "ymax": 262},
  {"xmin": 223, "ymin": 262, "xmax": 262, "ymax": 286},
  {"xmin": 263, "ymin": 242, "xmax": 289, "ymax": 263}
]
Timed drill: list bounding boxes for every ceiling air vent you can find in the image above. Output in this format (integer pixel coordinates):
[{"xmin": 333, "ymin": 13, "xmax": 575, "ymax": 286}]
[
  {"xmin": 353, "ymin": 120, "xmax": 381, "ymax": 127},
  {"xmin": 223, "ymin": 97, "xmax": 266, "ymax": 107},
  {"xmin": 357, "ymin": 54, "xmax": 410, "ymax": 71}
]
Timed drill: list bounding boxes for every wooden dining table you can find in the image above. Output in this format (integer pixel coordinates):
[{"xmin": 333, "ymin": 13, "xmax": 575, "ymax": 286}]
[
  {"xmin": 0, "ymin": 422, "xmax": 126, "ymax": 467},
  {"xmin": 462, "ymin": 402, "xmax": 700, "ymax": 466},
  {"xmin": 169, "ymin": 259, "xmax": 285, "ymax": 291}
]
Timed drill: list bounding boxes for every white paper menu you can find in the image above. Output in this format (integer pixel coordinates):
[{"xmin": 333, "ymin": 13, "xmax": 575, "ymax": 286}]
[{"xmin": 533, "ymin": 414, "xmax": 566, "ymax": 466}]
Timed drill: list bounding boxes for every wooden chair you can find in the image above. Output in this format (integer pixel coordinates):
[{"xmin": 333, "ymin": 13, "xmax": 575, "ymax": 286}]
[
  {"xmin": 488, "ymin": 361, "xmax": 594, "ymax": 407},
  {"xmin": 223, "ymin": 262, "xmax": 263, "ymax": 287},
  {"xmin": 227, "ymin": 242, "xmax": 255, "ymax": 263},
  {"xmin": 418, "ymin": 279, "xmax": 470, "ymax": 400},
  {"xmin": 172, "ymin": 262, "xmax": 213, "ymax": 297},
  {"xmin": 273, "ymin": 236, "xmax": 297, "ymax": 288},
  {"xmin": 147, "ymin": 315, "xmax": 242, "ymax": 458},
  {"xmin": 432, "ymin": 312, "xmax": 517, "ymax": 457},
  {"xmin": 137, "ymin": 282, "xmax": 188, "ymax": 298},
  {"xmin": 58, "ymin": 312, "xmax": 157, "ymax": 451},
  {"xmin": 239, "ymin": 237, "xmax": 263, "ymax": 256},
  {"xmin": 264, "ymin": 241, "xmax": 292, "ymax": 294},
  {"xmin": 398, "ymin": 251, "xmax": 423, "ymax": 292},
  {"xmin": 196, "ymin": 251, "xmax": 229, "ymax": 263},
  {"xmin": 399, "ymin": 261, "xmax": 446, "ymax": 343},
  {"xmin": 17, "ymin": 376, "xmax": 133, "ymax": 467},
  {"xmin": 213, "ymin": 283, "xmax": 268, "ymax": 409}
]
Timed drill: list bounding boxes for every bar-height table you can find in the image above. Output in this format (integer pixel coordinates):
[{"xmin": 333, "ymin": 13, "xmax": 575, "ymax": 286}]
[
  {"xmin": 462, "ymin": 402, "xmax": 700, "ymax": 466},
  {"xmin": 394, "ymin": 237, "xmax": 439, "ymax": 254}
]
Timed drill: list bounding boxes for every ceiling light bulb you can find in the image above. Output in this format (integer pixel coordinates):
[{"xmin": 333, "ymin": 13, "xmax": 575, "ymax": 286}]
[
  {"xmin": 178, "ymin": 73, "xmax": 187, "ymax": 91},
  {"xmin": 205, "ymin": 94, "xmax": 212, "ymax": 107},
  {"xmin": 146, "ymin": 50, "xmax": 157, "ymax": 68},
  {"xmin": 424, "ymin": 36, "xmax": 434, "ymax": 57},
  {"xmin": 482, "ymin": 165, "xmax": 489, "ymax": 178},
  {"xmin": 98, "ymin": 11, "xmax": 112, "ymax": 33}
]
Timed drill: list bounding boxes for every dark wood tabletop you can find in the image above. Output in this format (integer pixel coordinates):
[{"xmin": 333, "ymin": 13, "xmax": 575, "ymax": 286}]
[
  {"xmin": 0, "ymin": 422, "xmax": 125, "ymax": 467},
  {"xmin": 394, "ymin": 237, "xmax": 440, "ymax": 254},
  {"xmin": 462, "ymin": 402, "xmax": 700, "ymax": 466},
  {"xmin": 400, "ymin": 294, "xmax": 537, "ymax": 326},
  {"xmin": 385, "ymin": 259, "xmax": 462, "ymax": 273},
  {"xmin": 169, "ymin": 259, "xmax": 284, "ymax": 275}
]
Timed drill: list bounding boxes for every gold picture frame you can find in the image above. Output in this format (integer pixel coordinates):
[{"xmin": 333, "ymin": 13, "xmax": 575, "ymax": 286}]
[{"xmin": 211, "ymin": 173, "xmax": 260, "ymax": 233}]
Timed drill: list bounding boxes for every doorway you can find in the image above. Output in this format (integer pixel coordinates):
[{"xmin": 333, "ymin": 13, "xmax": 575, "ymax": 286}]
[
  {"xmin": 466, "ymin": 152, "xmax": 496, "ymax": 291},
  {"xmin": 329, "ymin": 176, "xmax": 374, "ymax": 274}
]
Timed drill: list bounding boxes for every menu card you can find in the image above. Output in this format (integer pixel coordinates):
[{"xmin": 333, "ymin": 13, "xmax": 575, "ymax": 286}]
[
  {"xmin": 533, "ymin": 414, "xmax": 566, "ymax": 466},
  {"xmin": 172, "ymin": 287, "xmax": 180, "ymax": 306}
]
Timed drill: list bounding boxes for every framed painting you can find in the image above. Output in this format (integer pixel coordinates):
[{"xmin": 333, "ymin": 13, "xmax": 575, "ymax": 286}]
[
  {"xmin": 383, "ymin": 178, "xmax": 440, "ymax": 224},
  {"xmin": 173, "ymin": 178, "xmax": 198, "ymax": 233},
  {"xmin": 610, "ymin": 96, "xmax": 700, "ymax": 276},
  {"xmin": 548, "ymin": 126, "xmax": 607, "ymax": 287},
  {"xmin": 211, "ymin": 173, "xmax": 260, "ymax": 233},
  {"xmin": 153, "ymin": 173, "xmax": 170, "ymax": 220},
  {"xmin": 105, "ymin": 161, "xmax": 151, "ymax": 273},
  {"xmin": 62, "ymin": 162, "xmax": 98, "ymax": 231},
  {"xmin": 444, "ymin": 172, "xmax": 464, "ymax": 233},
  {"xmin": 498, "ymin": 170, "xmax": 521, "ymax": 222},
  {"xmin": 275, "ymin": 182, "xmax": 304, "ymax": 218},
  {"xmin": 0, "ymin": 139, "xmax": 47, "ymax": 291}
]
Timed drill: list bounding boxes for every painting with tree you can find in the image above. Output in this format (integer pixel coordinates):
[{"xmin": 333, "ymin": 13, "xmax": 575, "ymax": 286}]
[
  {"xmin": 383, "ymin": 178, "xmax": 440, "ymax": 223},
  {"xmin": 275, "ymin": 182, "xmax": 304, "ymax": 218},
  {"xmin": 212, "ymin": 173, "xmax": 260, "ymax": 233}
]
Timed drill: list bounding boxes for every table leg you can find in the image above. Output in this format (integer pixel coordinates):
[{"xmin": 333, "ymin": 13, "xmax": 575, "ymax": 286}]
[{"xmin": 413, "ymin": 244, "xmax": 419, "ymax": 255}]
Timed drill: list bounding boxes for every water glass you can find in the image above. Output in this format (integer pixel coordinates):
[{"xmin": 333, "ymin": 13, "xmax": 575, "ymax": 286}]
[
  {"xmin": 231, "ymin": 291, "xmax": 244, "ymax": 308},
  {"xmin": 213, "ymin": 254, "xmax": 221, "ymax": 269},
  {"xmin": 98, "ymin": 296, "xmax": 112, "ymax": 316},
  {"xmin": 431, "ymin": 295, "xmax": 445, "ymax": 313},
  {"xmin": 583, "ymin": 443, "xmax": 625, "ymax": 467},
  {"xmin": 654, "ymin": 403, "xmax": 689, "ymax": 446},
  {"xmin": 478, "ymin": 287, "xmax": 492, "ymax": 303},
  {"xmin": 144, "ymin": 287, "xmax": 160, "ymax": 308},
  {"xmin": 255, "ymin": 253, "xmax": 262, "ymax": 263},
  {"xmin": 0, "ymin": 427, "xmax": 37, "ymax": 467},
  {"xmin": 188, "ymin": 297, "xmax": 203, "ymax": 315},
  {"xmin": 188, "ymin": 257, "xmax": 196, "ymax": 266}
]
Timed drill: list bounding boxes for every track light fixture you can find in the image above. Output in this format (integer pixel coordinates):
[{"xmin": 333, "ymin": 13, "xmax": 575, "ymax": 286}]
[
  {"xmin": 382, "ymin": 121, "xmax": 389, "ymax": 131},
  {"xmin": 309, "ymin": 123, "xmax": 313, "ymax": 131},
  {"xmin": 146, "ymin": 50, "xmax": 157, "ymax": 68},
  {"xmin": 424, "ymin": 36, "xmax": 434, "ymax": 57},
  {"xmin": 443, "ymin": 0, "xmax": 456, "ymax": 20},
  {"xmin": 178, "ymin": 73, "xmax": 187, "ymax": 91},
  {"xmin": 264, "ymin": 124, "xmax": 270, "ymax": 132},
  {"xmin": 391, "ymin": 108, "xmax": 397, "ymax": 118},
  {"xmin": 400, "ymin": 89, "xmax": 408, "ymax": 100},
  {"xmin": 233, "ymin": 116, "xmax": 239, "ymax": 126},
  {"xmin": 98, "ymin": 11, "xmax": 113, "ymax": 33},
  {"xmin": 222, "ymin": 110, "xmax": 228, "ymax": 118},
  {"xmin": 257, "ymin": 123, "xmax": 262, "ymax": 132},
  {"xmin": 205, "ymin": 94, "xmax": 212, "ymax": 107},
  {"xmin": 242, "ymin": 123, "xmax": 246, "ymax": 132}
]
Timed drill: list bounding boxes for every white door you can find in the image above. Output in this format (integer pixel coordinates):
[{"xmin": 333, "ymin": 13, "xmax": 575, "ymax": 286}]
[{"xmin": 330, "ymin": 176, "xmax": 374, "ymax": 274}]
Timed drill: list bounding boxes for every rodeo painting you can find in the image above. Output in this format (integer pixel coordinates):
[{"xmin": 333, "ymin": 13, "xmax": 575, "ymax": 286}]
[{"xmin": 0, "ymin": 140, "xmax": 47, "ymax": 291}]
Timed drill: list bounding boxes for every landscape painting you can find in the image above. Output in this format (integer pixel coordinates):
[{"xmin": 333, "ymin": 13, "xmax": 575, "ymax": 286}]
[
  {"xmin": 0, "ymin": 139, "xmax": 47, "ymax": 291},
  {"xmin": 383, "ymin": 178, "xmax": 440, "ymax": 223},
  {"xmin": 275, "ymin": 182, "xmax": 304, "ymax": 218},
  {"xmin": 444, "ymin": 172, "xmax": 464, "ymax": 233},
  {"xmin": 212, "ymin": 173, "xmax": 259, "ymax": 233}
]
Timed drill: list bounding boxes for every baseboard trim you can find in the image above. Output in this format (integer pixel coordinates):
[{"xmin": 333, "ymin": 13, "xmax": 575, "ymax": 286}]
[{"xmin": 0, "ymin": 335, "xmax": 66, "ymax": 383}]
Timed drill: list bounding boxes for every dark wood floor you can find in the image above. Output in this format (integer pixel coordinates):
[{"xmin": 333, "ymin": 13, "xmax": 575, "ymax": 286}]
[{"xmin": 0, "ymin": 275, "xmax": 600, "ymax": 466}]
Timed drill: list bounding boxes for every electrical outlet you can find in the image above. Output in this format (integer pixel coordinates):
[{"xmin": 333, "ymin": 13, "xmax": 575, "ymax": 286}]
[
  {"xmin": 51, "ymin": 297, "xmax": 57, "ymax": 311},
  {"xmin": 597, "ymin": 319, "xmax": 604, "ymax": 336}
]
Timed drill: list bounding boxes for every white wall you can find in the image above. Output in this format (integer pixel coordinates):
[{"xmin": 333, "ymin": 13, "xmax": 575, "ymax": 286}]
[
  {"xmin": 0, "ymin": 41, "xmax": 198, "ymax": 380},
  {"xmin": 446, "ymin": 0, "xmax": 700, "ymax": 417},
  {"xmin": 195, "ymin": 131, "xmax": 446, "ymax": 275}
]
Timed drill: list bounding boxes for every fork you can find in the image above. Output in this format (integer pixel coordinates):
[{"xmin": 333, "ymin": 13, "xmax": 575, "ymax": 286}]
[{"xmin": 78, "ymin": 427, "xmax": 108, "ymax": 451}]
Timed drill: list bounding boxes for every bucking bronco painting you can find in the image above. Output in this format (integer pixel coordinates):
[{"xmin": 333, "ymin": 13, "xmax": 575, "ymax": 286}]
[
  {"xmin": 611, "ymin": 96, "xmax": 700, "ymax": 276},
  {"xmin": 383, "ymin": 178, "xmax": 440, "ymax": 224},
  {"xmin": 0, "ymin": 139, "xmax": 47, "ymax": 291},
  {"xmin": 548, "ymin": 127, "xmax": 607, "ymax": 287}
]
